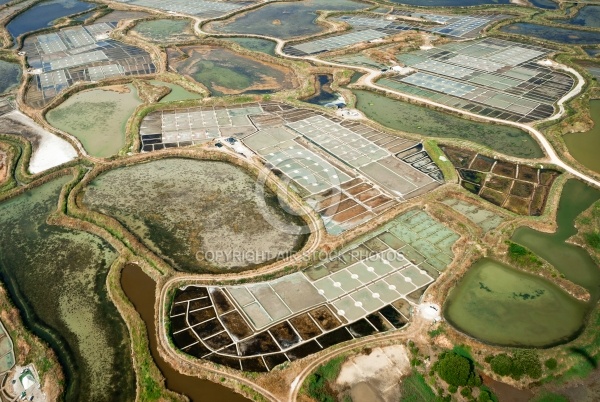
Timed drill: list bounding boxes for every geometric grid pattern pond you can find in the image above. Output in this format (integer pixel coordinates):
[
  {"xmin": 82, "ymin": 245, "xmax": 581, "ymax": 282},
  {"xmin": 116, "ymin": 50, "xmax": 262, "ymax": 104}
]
[
  {"xmin": 389, "ymin": 38, "xmax": 574, "ymax": 123},
  {"xmin": 285, "ymin": 12, "xmax": 504, "ymax": 56},
  {"xmin": 442, "ymin": 198, "xmax": 504, "ymax": 233},
  {"xmin": 113, "ymin": 0, "xmax": 252, "ymax": 18},
  {"xmin": 168, "ymin": 210, "xmax": 458, "ymax": 372},
  {"xmin": 141, "ymin": 102, "xmax": 443, "ymax": 234},
  {"xmin": 23, "ymin": 22, "xmax": 156, "ymax": 108}
]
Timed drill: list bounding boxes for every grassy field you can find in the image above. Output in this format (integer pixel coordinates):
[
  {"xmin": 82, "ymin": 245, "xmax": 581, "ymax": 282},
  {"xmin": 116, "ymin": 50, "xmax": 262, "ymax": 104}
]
[
  {"xmin": 399, "ymin": 371, "xmax": 438, "ymax": 402},
  {"xmin": 303, "ymin": 355, "xmax": 346, "ymax": 402}
]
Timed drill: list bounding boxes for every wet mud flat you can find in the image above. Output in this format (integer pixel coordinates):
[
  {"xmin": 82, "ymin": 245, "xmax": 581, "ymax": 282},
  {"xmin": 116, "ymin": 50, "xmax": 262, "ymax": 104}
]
[
  {"xmin": 82, "ymin": 158, "xmax": 308, "ymax": 273},
  {"xmin": 0, "ymin": 177, "xmax": 135, "ymax": 401}
]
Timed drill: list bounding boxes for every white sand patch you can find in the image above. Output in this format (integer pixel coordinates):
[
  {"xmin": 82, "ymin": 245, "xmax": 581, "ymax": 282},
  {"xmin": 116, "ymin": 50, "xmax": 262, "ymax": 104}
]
[
  {"xmin": 419, "ymin": 302, "xmax": 441, "ymax": 321},
  {"xmin": 1, "ymin": 111, "xmax": 78, "ymax": 174},
  {"xmin": 336, "ymin": 345, "xmax": 410, "ymax": 401}
]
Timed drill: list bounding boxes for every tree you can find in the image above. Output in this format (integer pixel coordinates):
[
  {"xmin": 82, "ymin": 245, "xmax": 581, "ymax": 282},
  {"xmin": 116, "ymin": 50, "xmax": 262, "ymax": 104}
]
[
  {"xmin": 436, "ymin": 352, "xmax": 473, "ymax": 386},
  {"xmin": 513, "ymin": 350, "xmax": 542, "ymax": 379},
  {"xmin": 544, "ymin": 358, "xmax": 558, "ymax": 370},
  {"xmin": 490, "ymin": 354, "xmax": 513, "ymax": 377}
]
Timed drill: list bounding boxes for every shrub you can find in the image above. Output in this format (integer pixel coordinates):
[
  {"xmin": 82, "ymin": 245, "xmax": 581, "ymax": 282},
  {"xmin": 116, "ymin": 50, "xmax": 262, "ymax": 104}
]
[
  {"xmin": 436, "ymin": 352, "xmax": 477, "ymax": 386},
  {"xmin": 477, "ymin": 387, "xmax": 496, "ymax": 402},
  {"xmin": 544, "ymin": 358, "xmax": 558, "ymax": 370},
  {"xmin": 304, "ymin": 356, "xmax": 345, "ymax": 402},
  {"xmin": 489, "ymin": 351, "xmax": 542, "ymax": 379},
  {"xmin": 448, "ymin": 385, "xmax": 457, "ymax": 393},
  {"xmin": 460, "ymin": 387, "xmax": 472, "ymax": 397},
  {"xmin": 513, "ymin": 350, "xmax": 542, "ymax": 379},
  {"xmin": 585, "ymin": 232, "xmax": 600, "ymax": 250},
  {"xmin": 490, "ymin": 354, "xmax": 513, "ymax": 377}
]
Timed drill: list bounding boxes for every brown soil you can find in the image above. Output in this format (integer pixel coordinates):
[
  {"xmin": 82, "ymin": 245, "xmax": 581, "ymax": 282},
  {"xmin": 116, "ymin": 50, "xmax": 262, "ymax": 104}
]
[
  {"xmin": 518, "ymin": 165, "xmax": 538, "ymax": 182},
  {"xmin": 540, "ymin": 169, "xmax": 561, "ymax": 186},
  {"xmin": 289, "ymin": 314, "xmax": 323, "ymax": 339},
  {"xmin": 486, "ymin": 176, "xmax": 513, "ymax": 193},
  {"xmin": 440, "ymin": 146, "xmax": 476, "ymax": 169},
  {"xmin": 309, "ymin": 306, "xmax": 342, "ymax": 331},
  {"xmin": 324, "ymin": 198, "xmax": 358, "ymax": 217},
  {"xmin": 480, "ymin": 187, "xmax": 507, "ymax": 206},
  {"xmin": 346, "ymin": 183, "xmax": 372, "ymax": 196},
  {"xmin": 510, "ymin": 181, "xmax": 535, "ymax": 198},
  {"xmin": 493, "ymin": 161, "xmax": 517, "ymax": 178},
  {"xmin": 505, "ymin": 196, "xmax": 531, "ymax": 215},
  {"xmin": 317, "ymin": 193, "xmax": 349, "ymax": 210},
  {"xmin": 364, "ymin": 195, "xmax": 393, "ymax": 208},
  {"xmin": 470, "ymin": 155, "xmax": 495, "ymax": 172},
  {"xmin": 269, "ymin": 321, "xmax": 301, "ymax": 347},
  {"xmin": 530, "ymin": 186, "xmax": 549, "ymax": 216},
  {"xmin": 220, "ymin": 311, "xmax": 253, "ymax": 340},
  {"xmin": 356, "ymin": 188, "xmax": 381, "ymax": 202},
  {"xmin": 332, "ymin": 204, "xmax": 367, "ymax": 221},
  {"xmin": 211, "ymin": 289, "xmax": 234, "ymax": 315}
]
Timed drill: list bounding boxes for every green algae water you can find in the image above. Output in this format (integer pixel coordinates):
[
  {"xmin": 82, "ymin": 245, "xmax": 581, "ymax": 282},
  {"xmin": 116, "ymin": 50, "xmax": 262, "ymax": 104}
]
[
  {"xmin": 564, "ymin": 100, "xmax": 600, "ymax": 174},
  {"xmin": 512, "ymin": 179, "xmax": 600, "ymax": 300},
  {"xmin": 172, "ymin": 46, "xmax": 294, "ymax": 96},
  {"xmin": 0, "ymin": 59, "xmax": 21, "ymax": 94},
  {"xmin": 150, "ymin": 80, "xmax": 203, "ymax": 103},
  {"xmin": 208, "ymin": 0, "xmax": 367, "ymax": 39},
  {"xmin": 227, "ymin": 37, "xmax": 277, "ymax": 56},
  {"xmin": 0, "ymin": 176, "xmax": 135, "ymax": 401},
  {"xmin": 132, "ymin": 18, "xmax": 195, "ymax": 42},
  {"xmin": 46, "ymin": 85, "xmax": 141, "ymax": 157},
  {"xmin": 352, "ymin": 89, "xmax": 543, "ymax": 159},
  {"xmin": 444, "ymin": 258, "xmax": 587, "ymax": 347}
]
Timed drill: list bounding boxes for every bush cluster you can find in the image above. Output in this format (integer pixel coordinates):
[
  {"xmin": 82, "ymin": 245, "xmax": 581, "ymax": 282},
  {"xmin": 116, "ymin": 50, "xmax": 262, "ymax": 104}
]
[
  {"xmin": 486, "ymin": 350, "xmax": 542, "ymax": 380},
  {"xmin": 434, "ymin": 352, "xmax": 481, "ymax": 387}
]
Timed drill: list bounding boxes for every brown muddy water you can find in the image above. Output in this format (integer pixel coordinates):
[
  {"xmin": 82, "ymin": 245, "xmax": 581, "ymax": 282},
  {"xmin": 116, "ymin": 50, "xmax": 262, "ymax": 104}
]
[{"xmin": 120, "ymin": 263, "xmax": 250, "ymax": 402}]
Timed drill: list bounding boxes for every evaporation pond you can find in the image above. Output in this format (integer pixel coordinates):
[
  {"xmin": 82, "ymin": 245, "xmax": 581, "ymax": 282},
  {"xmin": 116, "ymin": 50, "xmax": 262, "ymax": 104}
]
[
  {"xmin": 564, "ymin": 100, "xmax": 600, "ymax": 174},
  {"xmin": 46, "ymin": 84, "xmax": 141, "ymax": 158},
  {"xmin": 208, "ymin": 0, "xmax": 367, "ymax": 39},
  {"xmin": 388, "ymin": 0, "xmax": 509, "ymax": 5},
  {"xmin": 170, "ymin": 46, "xmax": 294, "ymax": 96},
  {"xmin": 82, "ymin": 158, "xmax": 308, "ymax": 273},
  {"xmin": 132, "ymin": 18, "xmax": 196, "ymax": 42},
  {"xmin": 512, "ymin": 179, "xmax": 600, "ymax": 299},
  {"xmin": 150, "ymin": 80, "xmax": 203, "ymax": 103},
  {"xmin": 0, "ymin": 60, "xmax": 21, "ymax": 94},
  {"xmin": 6, "ymin": 0, "xmax": 94, "ymax": 39},
  {"xmin": 352, "ymin": 89, "xmax": 543, "ymax": 159},
  {"xmin": 565, "ymin": 5, "xmax": 600, "ymax": 27},
  {"xmin": 501, "ymin": 23, "xmax": 600, "ymax": 45},
  {"xmin": 444, "ymin": 258, "xmax": 587, "ymax": 347},
  {"xmin": 0, "ymin": 176, "xmax": 134, "ymax": 401},
  {"xmin": 227, "ymin": 37, "xmax": 277, "ymax": 56}
]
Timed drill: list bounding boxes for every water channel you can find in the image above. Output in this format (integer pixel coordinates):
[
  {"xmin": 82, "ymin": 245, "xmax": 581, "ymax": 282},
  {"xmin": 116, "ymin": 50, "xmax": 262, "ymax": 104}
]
[{"xmin": 120, "ymin": 263, "xmax": 250, "ymax": 402}]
